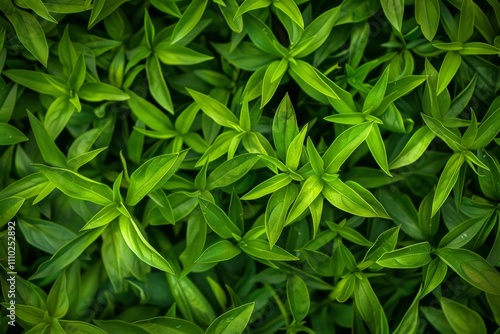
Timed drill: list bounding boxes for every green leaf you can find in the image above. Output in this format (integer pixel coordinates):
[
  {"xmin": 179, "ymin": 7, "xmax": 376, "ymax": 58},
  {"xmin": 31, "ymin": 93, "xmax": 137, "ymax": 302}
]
[
  {"xmin": 206, "ymin": 154, "xmax": 260, "ymax": 190},
  {"xmin": 205, "ymin": 303, "xmax": 254, "ymax": 334},
  {"xmin": 322, "ymin": 122, "xmax": 372, "ymax": 173},
  {"xmin": 289, "ymin": 60, "xmax": 339, "ymax": 99},
  {"xmin": 119, "ymin": 215, "xmax": 175, "ymax": 274},
  {"xmin": 438, "ymin": 215, "xmax": 489, "ymax": 249},
  {"xmin": 44, "ymin": 96, "xmax": 75, "ymax": 139},
  {"xmin": 393, "ymin": 296, "xmax": 419, "ymax": 334},
  {"xmin": 354, "ymin": 275, "xmax": 389, "ymax": 334},
  {"xmin": 81, "ymin": 203, "xmax": 121, "ymax": 230},
  {"xmin": 0, "ymin": 197, "xmax": 24, "ymax": 227},
  {"xmin": 456, "ymin": 0, "xmax": 474, "ymax": 43},
  {"xmin": 30, "ymin": 226, "xmax": 106, "ymax": 280},
  {"xmin": 135, "ymin": 317, "xmax": 204, "ymax": 334},
  {"xmin": 1, "ymin": 304, "xmax": 44, "ymax": 325},
  {"xmin": 273, "ymin": 0, "xmax": 304, "ymax": 29},
  {"xmin": 376, "ymin": 242, "xmax": 432, "ymax": 269},
  {"xmin": 34, "ymin": 164, "xmax": 113, "ymax": 206},
  {"xmin": 366, "ymin": 125, "xmax": 390, "ymax": 176},
  {"xmin": 472, "ymin": 104, "xmax": 500, "ymax": 149},
  {"xmin": 126, "ymin": 151, "xmax": 186, "ymax": 206},
  {"xmin": 294, "ymin": 6, "xmax": 340, "ymax": 58},
  {"xmin": 266, "ymin": 183, "xmax": 299, "ymax": 248},
  {"xmin": 241, "ymin": 239, "xmax": 299, "ymax": 261},
  {"xmin": 286, "ymin": 175, "xmax": 323, "ymax": 224},
  {"xmin": 381, "ymin": 0, "xmax": 404, "ymax": 31},
  {"xmin": 59, "ymin": 320, "xmax": 108, "ymax": 334},
  {"xmin": 0, "ymin": 123, "xmax": 28, "ymax": 145},
  {"xmin": 477, "ymin": 149, "xmax": 500, "ymax": 200},
  {"xmin": 286, "ymin": 124, "xmax": 308, "ymax": 171},
  {"xmin": 171, "ymin": 0, "xmax": 208, "ymax": 44},
  {"xmin": 219, "ymin": 0, "xmax": 244, "ymax": 33},
  {"xmin": 322, "ymin": 177, "xmax": 383, "ymax": 218},
  {"xmin": 390, "ymin": 126, "xmax": 436, "ymax": 169},
  {"xmin": 69, "ymin": 53, "xmax": 86, "ymax": 92},
  {"xmin": 47, "ymin": 272, "xmax": 69, "ymax": 318},
  {"xmin": 196, "ymin": 240, "xmax": 241, "ymax": 263},
  {"xmin": 94, "ymin": 320, "xmax": 150, "ymax": 334},
  {"xmin": 415, "ymin": 0, "xmax": 440, "ymax": 41},
  {"xmin": 287, "ymin": 275, "xmax": 309, "ymax": 323},
  {"xmin": 198, "ymin": 198, "xmax": 241, "ymax": 239},
  {"xmin": 437, "ymin": 52, "xmax": 462, "ymax": 95},
  {"xmin": 18, "ymin": 218, "xmax": 75, "ymax": 254},
  {"xmin": 154, "ymin": 44, "xmax": 213, "ymax": 65},
  {"xmin": 234, "ymin": 0, "xmax": 271, "ymax": 18},
  {"xmin": 5, "ymin": 8, "xmax": 48, "ymax": 66},
  {"xmin": 0, "ymin": 83, "xmax": 18, "ymax": 123},
  {"xmin": 261, "ymin": 59, "xmax": 287, "ymax": 108},
  {"xmin": 420, "ymin": 258, "xmax": 448, "ymax": 298},
  {"xmin": 362, "ymin": 226, "xmax": 400, "ymax": 267},
  {"xmin": 362, "ymin": 67, "xmax": 390, "ymax": 113},
  {"xmin": 242, "ymin": 173, "xmax": 292, "ymax": 200},
  {"xmin": 422, "ymin": 113, "xmax": 464, "ymax": 152},
  {"xmin": 79, "ymin": 82, "xmax": 129, "ymax": 102},
  {"xmin": 127, "ymin": 89, "xmax": 173, "ymax": 132},
  {"xmin": 272, "ymin": 95, "xmax": 299, "ymax": 161},
  {"xmin": 432, "ymin": 152, "xmax": 465, "ymax": 217},
  {"xmin": 436, "ymin": 247, "xmax": 500, "ymax": 295},
  {"xmin": 88, "ymin": 0, "xmax": 129, "ymax": 28},
  {"xmin": 27, "ymin": 111, "xmax": 67, "ymax": 168},
  {"xmin": 440, "ymin": 298, "xmax": 487, "ymax": 334},
  {"xmin": 145, "ymin": 55, "xmax": 173, "ymax": 114},
  {"xmin": 306, "ymin": 138, "xmax": 324, "ymax": 175},
  {"xmin": 187, "ymin": 88, "xmax": 239, "ymax": 128},
  {"xmin": 2, "ymin": 70, "xmax": 65, "ymax": 96}
]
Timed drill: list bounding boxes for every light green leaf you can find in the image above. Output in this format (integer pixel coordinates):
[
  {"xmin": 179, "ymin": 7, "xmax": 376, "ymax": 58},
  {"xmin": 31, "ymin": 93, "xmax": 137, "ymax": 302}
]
[
  {"xmin": 437, "ymin": 52, "xmax": 462, "ymax": 95},
  {"xmin": 119, "ymin": 215, "xmax": 174, "ymax": 274},
  {"xmin": 273, "ymin": 0, "xmax": 304, "ymax": 29},
  {"xmin": 432, "ymin": 152, "xmax": 465, "ymax": 217},
  {"xmin": 145, "ymin": 55, "xmax": 173, "ymax": 114},
  {"xmin": 440, "ymin": 298, "xmax": 487, "ymax": 334},
  {"xmin": 126, "ymin": 151, "xmax": 186, "ymax": 206},
  {"xmin": 34, "ymin": 164, "xmax": 113, "ymax": 205},
  {"xmin": 27, "ymin": 111, "xmax": 67, "ymax": 168},
  {"xmin": 135, "ymin": 317, "xmax": 204, "ymax": 334},
  {"xmin": 205, "ymin": 303, "xmax": 254, "ymax": 334},
  {"xmin": 323, "ymin": 122, "xmax": 372, "ymax": 173},
  {"xmin": 206, "ymin": 154, "xmax": 260, "ymax": 190},
  {"xmin": 171, "ymin": 0, "xmax": 208, "ymax": 44},
  {"xmin": 0, "ymin": 123, "xmax": 28, "ymax": 146},
  {"xmin": 30, "ymin": 226, "xmax": 106, "ymax": 280},
  {"xmin": 390, "ymin": 126, "xmax": 435, "ymax": 169},
  {"xmin": 376, "ymin": 242, "xmax": 432, "ymax": 268},
  {"xmin": 266, "ymin": 183, "xmax": 299, "ymax": 248},
  {"xmin": 47, "ymin": 272, "xmax": 69, "ymax": 318},
  {"xmin": 127, "ymin": 89, "xmax": 174, "ymax": 132},
  {"xmin": 286, "ymin": 175, "xmax": 323, "ymax": 224},
  {"xmin": 381, "ymin": 0, "xmax": 404, "ymax": 31},
  {"xmin": 242, "ymin": 173, "xmax": 292, "ymax": 200},
  {"xmin": 287, "ymin": 275, "xmax": 309, "ymax": 322},
  {"xmin": 436, "ymin": 247, "xmax": 500, "ymax": 295},
  {"xmin": 6, "ymin": 8, "xmax": 48, "ymax": 66},
  {"xmin": 241, "ymin": 239, "xmax": 299, "ymax": 261},
  {"xmin": 415, "ymin": 0, "xmax": 440, "ymax": 41},
  {"xmin": 196, "ymin": 240, "xmax": 241, "ymax": 263},
  {"xmin": 187, "ymin": 88, "xmax": 239, "ymax": 128},
  {"xmin": 199, "ymin": 198, "xmax": 241, "ymax": 239}
]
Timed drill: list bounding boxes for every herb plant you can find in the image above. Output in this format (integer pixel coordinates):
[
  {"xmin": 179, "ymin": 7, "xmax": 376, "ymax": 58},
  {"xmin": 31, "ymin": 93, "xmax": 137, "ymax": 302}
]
[{"xmin": 0, "ymin": 0, "xmax": 500, "ymax": 333}]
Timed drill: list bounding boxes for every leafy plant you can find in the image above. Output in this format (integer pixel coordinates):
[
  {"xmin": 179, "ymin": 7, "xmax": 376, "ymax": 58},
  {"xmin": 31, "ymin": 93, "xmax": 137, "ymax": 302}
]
[{"xmin": 0, "ymin": 0, "xmax": 499, "ymax": 333}]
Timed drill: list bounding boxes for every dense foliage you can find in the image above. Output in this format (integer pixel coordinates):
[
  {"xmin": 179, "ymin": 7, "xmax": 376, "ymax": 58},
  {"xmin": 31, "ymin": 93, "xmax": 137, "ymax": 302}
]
[{"xmin": 1, "ymin": 0, "xmax": 500, "ymax": 332}]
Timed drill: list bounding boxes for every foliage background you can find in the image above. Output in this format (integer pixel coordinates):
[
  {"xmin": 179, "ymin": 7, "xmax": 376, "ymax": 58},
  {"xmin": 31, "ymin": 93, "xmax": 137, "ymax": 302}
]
[{"xmin": 0, "ymin": 0, "xmax": 500, "ymax": 333}]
